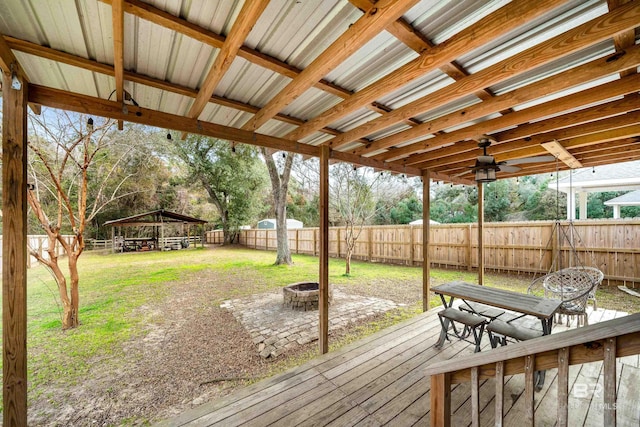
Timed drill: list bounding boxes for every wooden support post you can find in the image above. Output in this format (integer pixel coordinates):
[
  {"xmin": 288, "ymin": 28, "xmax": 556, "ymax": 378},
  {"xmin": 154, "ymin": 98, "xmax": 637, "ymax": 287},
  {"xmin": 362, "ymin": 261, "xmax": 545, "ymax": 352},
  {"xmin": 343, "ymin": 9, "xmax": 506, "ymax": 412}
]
[
  {"xmin": 111, "ymin": 226, "xmax": 115, "ymax": 253},
  {"xmin": 2, "ymin": 66, "xmax": 29, "ymax": 427},
  {"xmin": 423, "ymin": 170, "xmax": 431, "ymax": 311},
  {"xmin": 430, "ymin": 373, "xmax": 451, "ymax": 427},
  {"xmin": 478, "ymin": 182, "xmax": 485, "ymax": 286},
  {"xmin": 336, "ymin": 228, "xmax": 341, "ymax": 258},
  {"xmin": 319, "ymin": 145, "xmax": 330, "ymax": 354}
]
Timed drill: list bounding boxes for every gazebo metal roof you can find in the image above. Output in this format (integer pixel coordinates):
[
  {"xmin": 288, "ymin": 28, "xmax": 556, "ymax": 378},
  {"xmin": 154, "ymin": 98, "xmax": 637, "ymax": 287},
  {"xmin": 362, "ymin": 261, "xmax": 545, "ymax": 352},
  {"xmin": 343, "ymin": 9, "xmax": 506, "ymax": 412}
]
[{"xmin": 103, "ymin": 209, "xmax": 207, "ymax": 226}]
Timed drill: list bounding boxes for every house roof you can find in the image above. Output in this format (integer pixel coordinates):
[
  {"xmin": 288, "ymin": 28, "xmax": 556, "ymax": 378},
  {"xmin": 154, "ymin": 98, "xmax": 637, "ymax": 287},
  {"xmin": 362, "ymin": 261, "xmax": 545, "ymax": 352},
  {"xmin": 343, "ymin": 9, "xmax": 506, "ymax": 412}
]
[
  {"xmin": 555, "ymin": 160, "xmax": 640, "ymax": 193},
  {"xmin": 604, "ymin": 189, "xmax": 640, "ymax": 206},
  {"xmin": 1, "ymin": 1, "xmax": 639, "ymax": 184},
  {"xmin": 103, "ymin": 209, "xmax": 207, "ymax": 226}
]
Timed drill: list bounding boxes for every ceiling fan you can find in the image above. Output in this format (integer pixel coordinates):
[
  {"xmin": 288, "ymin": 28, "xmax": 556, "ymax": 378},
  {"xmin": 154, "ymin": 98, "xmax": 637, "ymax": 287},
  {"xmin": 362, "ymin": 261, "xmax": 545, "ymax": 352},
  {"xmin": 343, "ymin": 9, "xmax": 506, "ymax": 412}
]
[{"xmin": 468, "ymin": 138, "xmax": 555, "ymax": 182}]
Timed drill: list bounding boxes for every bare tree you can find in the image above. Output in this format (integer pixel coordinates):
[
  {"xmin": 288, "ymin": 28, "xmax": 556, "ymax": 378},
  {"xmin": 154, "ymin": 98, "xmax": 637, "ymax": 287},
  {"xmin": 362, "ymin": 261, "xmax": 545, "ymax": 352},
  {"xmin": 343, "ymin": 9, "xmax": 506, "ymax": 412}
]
[
  {"xmin": 330, "ymin": 164, "xmax": 387, "ymax": 275},
  {"xmin": 27, "ymin": 111, "xmax": 143, "ymax": 329}
]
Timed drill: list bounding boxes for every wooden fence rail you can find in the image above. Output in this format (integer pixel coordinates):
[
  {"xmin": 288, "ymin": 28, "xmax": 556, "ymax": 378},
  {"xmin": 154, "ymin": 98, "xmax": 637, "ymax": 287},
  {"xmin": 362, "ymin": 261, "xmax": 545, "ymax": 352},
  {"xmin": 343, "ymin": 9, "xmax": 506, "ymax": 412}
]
[{"xmin": 206, "ymin": 220, "xmax": 640, "ymax": 286}]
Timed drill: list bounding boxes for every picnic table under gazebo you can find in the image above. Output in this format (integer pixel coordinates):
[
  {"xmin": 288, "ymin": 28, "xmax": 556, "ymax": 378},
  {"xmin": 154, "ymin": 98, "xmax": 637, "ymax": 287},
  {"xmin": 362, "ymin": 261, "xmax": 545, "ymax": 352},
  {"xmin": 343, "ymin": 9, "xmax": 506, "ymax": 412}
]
[{"xmin": 104, "ymin": 209, "xmax": 207, "ymax": 252}]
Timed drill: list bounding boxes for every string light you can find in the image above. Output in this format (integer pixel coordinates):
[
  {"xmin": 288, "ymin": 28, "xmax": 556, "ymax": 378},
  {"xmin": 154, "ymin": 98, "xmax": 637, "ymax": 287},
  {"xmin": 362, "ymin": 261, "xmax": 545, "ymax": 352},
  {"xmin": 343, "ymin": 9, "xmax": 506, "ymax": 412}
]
[
  {"xmin": 87, "ymin": 117, "xmax": 94, "ymax": 131},
  {"xmin": 592, "ymin": 167, "xmax": 596, "ymax": 174},
  {"xmin": 166, "ymin": 132, "xmax": 172, "ymax": 140}
]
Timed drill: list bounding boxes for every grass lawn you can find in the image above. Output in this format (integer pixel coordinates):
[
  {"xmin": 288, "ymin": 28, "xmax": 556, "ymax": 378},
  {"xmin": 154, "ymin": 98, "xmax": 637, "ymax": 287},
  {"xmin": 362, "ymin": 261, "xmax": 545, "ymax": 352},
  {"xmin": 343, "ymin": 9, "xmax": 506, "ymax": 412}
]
[{"xmin": 2, "ymin": 245, "xmax": 638, "ymax": 424}]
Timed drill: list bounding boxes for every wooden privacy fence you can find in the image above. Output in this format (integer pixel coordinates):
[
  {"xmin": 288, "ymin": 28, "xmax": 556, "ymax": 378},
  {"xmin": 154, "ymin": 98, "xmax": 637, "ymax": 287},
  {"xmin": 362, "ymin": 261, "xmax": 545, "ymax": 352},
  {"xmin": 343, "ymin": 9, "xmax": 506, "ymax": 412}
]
[
  {"xmin": 206, "ymin": 219, "xmax": 640, "ymax": 286},
  {"xmin": 0, "ymin": 235, "xmax": 74, "ymax": 268}
]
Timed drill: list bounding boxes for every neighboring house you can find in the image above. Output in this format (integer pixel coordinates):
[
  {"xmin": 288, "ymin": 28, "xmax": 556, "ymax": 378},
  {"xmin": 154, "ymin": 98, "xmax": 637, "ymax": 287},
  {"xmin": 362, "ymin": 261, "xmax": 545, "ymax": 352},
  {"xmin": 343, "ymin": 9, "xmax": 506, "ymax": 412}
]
[
  {"xmin": 553, "ymin": 160, "xmax": 640, "ymax": 220},
  {"xmin": 604, "ymin": 190, "xmax": 640, "ymax": 219},
  {"xmin": 409, "ymin": 219, "xmax": 440, "ymax": 225},
  {"xmin": 257, "ymin": 218, "xmax": 303, "ymax": 229}
]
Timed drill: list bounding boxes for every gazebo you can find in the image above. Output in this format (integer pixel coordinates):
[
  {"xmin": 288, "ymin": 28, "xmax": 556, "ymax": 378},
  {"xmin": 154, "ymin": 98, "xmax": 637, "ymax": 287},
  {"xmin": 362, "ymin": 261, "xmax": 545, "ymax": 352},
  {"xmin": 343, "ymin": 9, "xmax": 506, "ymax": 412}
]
[
  {"xmin": 103, "ymin": 209, "xmax": 207, "ymax": 251},
  {"xmin": 2, "ymin": 0, "xmax": 640, "ymax": 424}
]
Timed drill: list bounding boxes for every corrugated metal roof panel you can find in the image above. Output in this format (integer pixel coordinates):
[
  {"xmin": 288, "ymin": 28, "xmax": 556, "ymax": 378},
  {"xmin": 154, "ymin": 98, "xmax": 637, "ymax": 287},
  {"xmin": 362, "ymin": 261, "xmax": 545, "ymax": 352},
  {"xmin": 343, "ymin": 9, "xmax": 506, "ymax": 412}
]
[
  {"xmin": 325, "ymin": 31, "xmax": 418, "ymax": 92},
  {"xmin": 331, "ymin": 108, "xmax": 380, "ymax": 132},
  {"xmin": 280, "ymin": 87, "xmax": 341, "ymax": 122},
  {"xmin": 457, "ymin": 0, "xmax": 608, "ymax": 73},
  {"xmin": 411, "ymin": 0, "xmax": 507, "ymax": 45},
  {"xmin": 377, "ymin": 69, "xmax": 453, "ymax": 109},
  {"xmin": 244, "ymin": 0, "xmax": 357, "ymax": 68}
]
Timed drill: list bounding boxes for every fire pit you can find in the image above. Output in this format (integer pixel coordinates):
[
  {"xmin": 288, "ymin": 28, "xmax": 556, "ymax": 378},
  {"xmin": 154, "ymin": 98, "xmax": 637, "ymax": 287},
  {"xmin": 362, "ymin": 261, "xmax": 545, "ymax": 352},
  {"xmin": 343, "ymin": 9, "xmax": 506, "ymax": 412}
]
[{"xmin": 283, "ymin": 282, "xmax": 333, "ymax": 311}]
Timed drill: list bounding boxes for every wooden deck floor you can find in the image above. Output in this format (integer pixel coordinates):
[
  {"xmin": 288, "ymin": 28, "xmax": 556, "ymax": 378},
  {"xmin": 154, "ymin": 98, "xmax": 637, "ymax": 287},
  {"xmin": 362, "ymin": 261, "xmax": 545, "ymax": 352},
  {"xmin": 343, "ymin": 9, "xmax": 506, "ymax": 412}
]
[{"xmin": 158, "ymin": 307, "xmax": 639, "ymax": 426}]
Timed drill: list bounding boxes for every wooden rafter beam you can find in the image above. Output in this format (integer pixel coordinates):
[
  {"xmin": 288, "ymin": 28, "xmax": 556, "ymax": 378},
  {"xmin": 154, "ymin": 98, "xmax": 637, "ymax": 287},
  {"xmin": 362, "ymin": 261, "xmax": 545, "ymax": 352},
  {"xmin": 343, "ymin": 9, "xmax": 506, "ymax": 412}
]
[
  {"xmin": 183, "ymin": 0, "xmax": 269, "ymax": 128},
  {"xmin": 369, "ymin": 45, "xmax": 640, "ymax": 162},
  {"xmin": 111, "ymin": 0, "xmax": 125, "ymax": 130},
  {"xmin": 4, "ymin": 36, "xmax": 371, "ymax": 142},
  {"xmin": 26, "ymin": 85, "xmax": 415, "ymax": 176},
  {"xmin": 0, "ymin": 34, "xmax": 40, "ymax": 114},
  {"xmin": 609, "ymin": 0, "xmax": 638, "ymax": 78},
  {"xmin": 541, "ymin": 139, "xmax": 582, "ymax": 169},
  {"xmin": 325, "ymin": 1, "xmax": 640, "ymax": 151},
  {"xmin": 285, "ymin": 0, "xmax": 561, "ymax": 144},
  {"xmin": 99, "ymin": 0, "xmax": 353, "ymax": 99},
  {"xmin": 399, "ymin": 74, "xmax": 640, "ymax": 168},
  {"xmin": 242, "ymin": 0, "xmax": 420, "ymax": 132},
  {"xmin": 349, "ymin": 0, "xmax": 496, "ymax": 102},
  {"xmin": 404, "ymin": 95, "xmax": 640, "ymax": 168}
]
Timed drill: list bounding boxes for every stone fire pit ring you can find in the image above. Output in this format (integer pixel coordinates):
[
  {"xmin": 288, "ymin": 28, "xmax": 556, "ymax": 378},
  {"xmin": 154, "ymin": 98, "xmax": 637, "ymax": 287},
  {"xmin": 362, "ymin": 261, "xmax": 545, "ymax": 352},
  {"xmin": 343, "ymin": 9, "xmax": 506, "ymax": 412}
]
[{"xmin": 283, "ymin": 282, "xmax": 333, "ymax": 311}]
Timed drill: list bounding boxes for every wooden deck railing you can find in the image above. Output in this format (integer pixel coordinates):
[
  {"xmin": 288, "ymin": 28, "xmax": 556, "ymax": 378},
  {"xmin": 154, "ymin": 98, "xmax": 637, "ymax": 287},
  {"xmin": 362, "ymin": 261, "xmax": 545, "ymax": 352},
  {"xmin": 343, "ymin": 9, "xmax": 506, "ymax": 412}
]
[{"xmin": 425, "ymin": 313, "xmax": 640, "ymax": 427}]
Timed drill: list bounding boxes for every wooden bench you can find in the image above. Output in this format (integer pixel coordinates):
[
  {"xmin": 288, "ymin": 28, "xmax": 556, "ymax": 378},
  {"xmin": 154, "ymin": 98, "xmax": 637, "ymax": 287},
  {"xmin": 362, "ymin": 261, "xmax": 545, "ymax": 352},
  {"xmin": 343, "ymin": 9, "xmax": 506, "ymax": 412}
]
[
  {"xmin": 437, "ymin": 308, "xmax": 487, "ymax": 353},
  {"xmin": 486, "ymin": 319, "xmax": 543, "ymax": 348}
]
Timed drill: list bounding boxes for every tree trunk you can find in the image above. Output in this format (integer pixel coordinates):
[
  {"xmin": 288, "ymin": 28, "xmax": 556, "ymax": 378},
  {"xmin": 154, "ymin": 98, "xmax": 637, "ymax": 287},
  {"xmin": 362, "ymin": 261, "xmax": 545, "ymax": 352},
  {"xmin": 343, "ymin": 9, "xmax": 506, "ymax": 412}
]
[
  {"xmin": 66, "ymin": 253, "xmax": 80, "ymax": 329},
  {"xmin": 262, "ymin": 149, "xmax": 294, "ymax": 265},
  {"xmin": 275, "ymin": 201, "xmax": 292, "ymax": 265}
]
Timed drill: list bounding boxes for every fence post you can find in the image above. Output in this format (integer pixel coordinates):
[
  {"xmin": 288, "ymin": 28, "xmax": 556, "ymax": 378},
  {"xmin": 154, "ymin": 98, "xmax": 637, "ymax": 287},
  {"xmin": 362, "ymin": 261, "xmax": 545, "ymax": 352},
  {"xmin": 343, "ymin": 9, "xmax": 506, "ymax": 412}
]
[
  {"xmin": 467, "ymin": 224, "xmax": 473, "ymax": 271},
  {"xmin": 295, "ymin": 229, "xmax": 299, "ymax": 254},
  {"xmin": 337, "ymin": 228, "xmax": 341, "ymax": 258},
  {"xmin": 368, "ymin": 227, "xmax": 373, "ymax": 262},
  {"xmin": 313, "ymin": 229, "xmax": 317, "ymax": 256},
  {"xmin": 409, "ymin": 225, "xmax": 414, "ymax": 266}
]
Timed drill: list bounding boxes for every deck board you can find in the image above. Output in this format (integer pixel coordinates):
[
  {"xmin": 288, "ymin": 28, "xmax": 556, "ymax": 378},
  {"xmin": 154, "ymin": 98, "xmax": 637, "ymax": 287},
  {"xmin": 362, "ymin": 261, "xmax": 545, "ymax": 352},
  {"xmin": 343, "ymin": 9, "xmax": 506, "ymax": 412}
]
[{"xmin": 158, "ymin": 306, "xmax": 636, "ymax": 427}]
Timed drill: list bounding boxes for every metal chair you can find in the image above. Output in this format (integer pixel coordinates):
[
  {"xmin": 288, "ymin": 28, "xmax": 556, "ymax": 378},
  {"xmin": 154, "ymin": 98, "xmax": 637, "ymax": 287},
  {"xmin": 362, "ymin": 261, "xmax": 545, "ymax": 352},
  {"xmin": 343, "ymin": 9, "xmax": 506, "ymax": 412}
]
[{"xmin": 542, "ymin": 267, "xmax": 604, "ymax": 327}]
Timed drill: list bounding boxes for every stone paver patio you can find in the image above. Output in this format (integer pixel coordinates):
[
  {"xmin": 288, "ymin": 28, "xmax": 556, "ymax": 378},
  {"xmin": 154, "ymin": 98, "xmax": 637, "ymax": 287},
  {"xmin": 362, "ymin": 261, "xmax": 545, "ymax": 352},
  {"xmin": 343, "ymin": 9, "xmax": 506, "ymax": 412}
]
[{"xmin": 220, "ymin": 289, "xmax": 399, "ymax": 358}]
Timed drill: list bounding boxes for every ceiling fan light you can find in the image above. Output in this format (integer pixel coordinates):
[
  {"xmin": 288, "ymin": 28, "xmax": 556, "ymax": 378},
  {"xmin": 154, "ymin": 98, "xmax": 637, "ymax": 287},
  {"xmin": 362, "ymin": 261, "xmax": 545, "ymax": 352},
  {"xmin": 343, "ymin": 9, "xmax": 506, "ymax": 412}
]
[{"xmin": 475, "ymin": 167, "xmax": 497, "ymax": 182}]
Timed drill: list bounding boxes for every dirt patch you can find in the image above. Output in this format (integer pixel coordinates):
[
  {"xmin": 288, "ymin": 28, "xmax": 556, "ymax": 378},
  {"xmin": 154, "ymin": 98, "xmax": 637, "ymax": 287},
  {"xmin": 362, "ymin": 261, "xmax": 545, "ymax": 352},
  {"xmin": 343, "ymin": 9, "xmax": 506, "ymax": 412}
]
[{"xmin": 26, "ymin": 263, "xmax": 403, "ymax": 426}]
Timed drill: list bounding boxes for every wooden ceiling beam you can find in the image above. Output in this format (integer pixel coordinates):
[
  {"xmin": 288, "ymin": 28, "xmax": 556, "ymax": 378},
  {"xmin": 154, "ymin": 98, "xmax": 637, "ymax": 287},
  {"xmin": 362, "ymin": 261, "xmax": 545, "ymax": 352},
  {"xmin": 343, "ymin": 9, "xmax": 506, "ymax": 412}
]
[
  {"xmin": 184, "ymin": 0, "xmax": 269, "ymax": 123},
  {"xmin": 0, "ymin": 34, "xmax": 41, "ymax": 114},
  {"xmin": 349, "ymin": 0, "xmax": 495, "ymax": 102},
  {"xmin": 400, "ymin": 74, "xmax": 640, "ymax": 167},
  {"xmin": 413, "ymin": 108, "xmax": 640, "ymax": 171},
  {"xmin": 434, "ymin": 125, "xmax": 640, "ymax": 176},
  {"xmin": 609, "ymin": 0, "xmax": 638, "ymax": 78},
  {"xmin": 365, "ymin": 43, "xmax": 640, "ymax": 160},
  {"xmin": 242, "ymin": 0, "xmax": 420, "ymax": 132},
  {"xmin": 325, "ymin": 1, "xmax": 640, "ymax": 151},
  {"xmin": 285, "ymin": 0, "xmax": 560, "ymax": 143},
  {"xmin": 111, "ymin": 0, "xmax": 125, "ymax": 130},
  {"xmin": 26, "ymin": 85, "xmax": 405, "ymax": 175},
  {"xmin": 180, "ymin": 0, "xmax": 269, "ymax": 139},
  {"xmin": 99, "ymin": 0, "xmax": 352, "ymax": 99},
  {"xmin": 4, "ymin": 36, "xmax": 360, "ymax": 139}
]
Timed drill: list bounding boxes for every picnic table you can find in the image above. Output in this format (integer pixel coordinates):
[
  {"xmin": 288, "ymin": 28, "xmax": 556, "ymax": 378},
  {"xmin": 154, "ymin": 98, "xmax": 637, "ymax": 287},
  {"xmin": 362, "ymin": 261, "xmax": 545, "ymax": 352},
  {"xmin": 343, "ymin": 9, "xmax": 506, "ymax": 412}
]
[{"xmin": 433, "ymin": 281, "xmax": 562, "ymax": 346}]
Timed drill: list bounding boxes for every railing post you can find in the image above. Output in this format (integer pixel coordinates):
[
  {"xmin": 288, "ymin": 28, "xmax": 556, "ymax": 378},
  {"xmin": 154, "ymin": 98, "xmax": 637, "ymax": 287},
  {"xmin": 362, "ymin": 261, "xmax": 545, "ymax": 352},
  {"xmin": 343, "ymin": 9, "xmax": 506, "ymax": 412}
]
[
  {"xmin": 471, "ymin": 367, "xmax": 480, "ymax": 427},
  {"xmin": 557, "ymin": 347, "xmax": 569, "ymax": 427},
  {"xmin": 495, "ymin": 361, "xmax": 504, "ymax": 427},
  {"xmin": 430, "ymin": 373, "xmax": 451, "ymax": 427},
  {"xmin": 603, "ymin": 337, "xmax": 617, "ymax": 426},
  {"xmin": 524, "ymin": 355, "xmax": 535, "ymax": 426}
]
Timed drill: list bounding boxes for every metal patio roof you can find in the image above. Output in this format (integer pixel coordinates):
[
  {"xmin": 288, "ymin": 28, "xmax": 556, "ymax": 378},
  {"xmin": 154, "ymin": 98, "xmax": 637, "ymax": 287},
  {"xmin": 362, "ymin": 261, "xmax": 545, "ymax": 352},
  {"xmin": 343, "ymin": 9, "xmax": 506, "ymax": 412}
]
[
  {"xmin": 1, "ymin": 0, "xmax": 639, "ymax": 183},
  {"xmin": 103, "ymin": 209, "xmax": 207, "ymax": 226}
]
